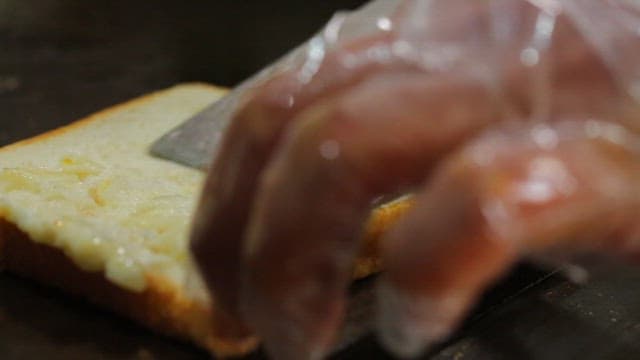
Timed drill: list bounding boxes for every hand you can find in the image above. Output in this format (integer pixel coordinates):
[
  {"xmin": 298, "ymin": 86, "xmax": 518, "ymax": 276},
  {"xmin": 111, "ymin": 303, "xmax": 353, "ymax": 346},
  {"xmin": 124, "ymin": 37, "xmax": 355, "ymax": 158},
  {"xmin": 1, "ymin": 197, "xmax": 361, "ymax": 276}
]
[{"xmin": 191, "ymin": 0, "xmax": 640, "ymax": 358}]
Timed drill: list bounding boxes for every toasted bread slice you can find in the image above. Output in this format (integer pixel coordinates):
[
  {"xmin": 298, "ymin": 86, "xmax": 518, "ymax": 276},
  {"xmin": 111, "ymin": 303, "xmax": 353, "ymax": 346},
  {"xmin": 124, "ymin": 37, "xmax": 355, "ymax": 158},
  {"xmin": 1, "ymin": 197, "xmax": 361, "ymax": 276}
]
[{"xmin": 0, "ymin": 83, "xmax": 411, "ymax": 357}]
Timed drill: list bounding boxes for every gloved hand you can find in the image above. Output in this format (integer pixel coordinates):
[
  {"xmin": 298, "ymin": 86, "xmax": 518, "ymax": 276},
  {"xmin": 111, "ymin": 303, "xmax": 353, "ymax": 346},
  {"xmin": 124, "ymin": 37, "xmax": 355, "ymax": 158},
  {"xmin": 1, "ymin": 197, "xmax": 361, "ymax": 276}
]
[{"xmin": 191, "ymin": 0, "xmax": 640, "ymax": 358}]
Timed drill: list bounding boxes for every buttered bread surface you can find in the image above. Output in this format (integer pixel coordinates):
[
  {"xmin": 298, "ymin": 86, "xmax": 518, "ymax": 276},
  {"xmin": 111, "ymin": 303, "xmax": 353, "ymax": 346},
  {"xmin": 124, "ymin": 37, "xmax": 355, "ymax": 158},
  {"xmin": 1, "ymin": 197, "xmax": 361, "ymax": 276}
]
[{"xmin": 0, "ymin": 84, "xmax": 224, "ymax": 295}]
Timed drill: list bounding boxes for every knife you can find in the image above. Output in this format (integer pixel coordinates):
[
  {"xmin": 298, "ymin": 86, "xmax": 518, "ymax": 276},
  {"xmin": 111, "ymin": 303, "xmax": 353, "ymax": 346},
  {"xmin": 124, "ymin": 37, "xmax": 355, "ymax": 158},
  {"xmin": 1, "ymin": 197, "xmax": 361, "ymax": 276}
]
[
  {"xmin": 149, "ymin": 0, "xmax": 398, "ymax": 170},
  {"xmin": 149, "ymin": 49, "xmax": 303, "ymax": 170}
]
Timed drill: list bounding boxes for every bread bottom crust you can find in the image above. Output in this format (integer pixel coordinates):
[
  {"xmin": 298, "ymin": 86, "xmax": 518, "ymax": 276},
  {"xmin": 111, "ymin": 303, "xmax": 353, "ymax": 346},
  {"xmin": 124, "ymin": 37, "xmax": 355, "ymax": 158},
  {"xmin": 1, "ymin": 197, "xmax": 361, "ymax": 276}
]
[{"xmin": 0, "ymin": 219, "xmax": 258, "ymax": 357}]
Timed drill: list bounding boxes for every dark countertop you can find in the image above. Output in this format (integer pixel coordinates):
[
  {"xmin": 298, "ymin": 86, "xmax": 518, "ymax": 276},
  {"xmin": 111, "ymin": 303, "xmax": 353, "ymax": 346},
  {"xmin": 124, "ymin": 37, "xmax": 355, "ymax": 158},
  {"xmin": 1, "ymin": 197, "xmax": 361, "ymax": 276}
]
[{"xmin": 2, "ymin": 2, "xmax": 640, "ymax": 359}]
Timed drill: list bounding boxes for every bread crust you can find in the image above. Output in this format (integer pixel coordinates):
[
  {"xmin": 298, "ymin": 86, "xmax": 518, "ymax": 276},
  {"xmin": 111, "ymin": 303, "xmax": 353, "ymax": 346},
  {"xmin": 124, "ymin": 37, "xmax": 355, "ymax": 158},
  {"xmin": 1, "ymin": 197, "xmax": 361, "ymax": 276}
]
[
  {"xmin": 354, "ymin": 197, "xmax": 414, "ymax": 279},
  {"xmin": 0, "ymin": 83, "xmax": 226, "ymax": 153},
  {"xmin": 0, "ymin": 219, "xmax": 258, "ymax": 357},
  {"xmin": 0, "ymin": 83, "xmax": 414, "ymax": 357}
]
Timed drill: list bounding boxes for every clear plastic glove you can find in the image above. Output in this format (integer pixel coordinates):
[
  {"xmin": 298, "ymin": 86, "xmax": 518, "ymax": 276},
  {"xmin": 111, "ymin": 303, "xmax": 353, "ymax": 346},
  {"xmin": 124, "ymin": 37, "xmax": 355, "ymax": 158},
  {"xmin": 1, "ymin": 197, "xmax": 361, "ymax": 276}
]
[{"xmin": 190, "ymin": 1, "xmax": 640, "ymax": 358}]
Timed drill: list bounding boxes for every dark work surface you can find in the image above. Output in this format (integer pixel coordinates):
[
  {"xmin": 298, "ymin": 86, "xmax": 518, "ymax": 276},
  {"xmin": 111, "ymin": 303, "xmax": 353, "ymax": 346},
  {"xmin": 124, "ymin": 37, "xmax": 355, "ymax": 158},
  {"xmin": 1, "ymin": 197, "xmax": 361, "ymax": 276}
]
[{"xmin": 2, "ymin": 1, "xmax": 640, "ymax": 359}]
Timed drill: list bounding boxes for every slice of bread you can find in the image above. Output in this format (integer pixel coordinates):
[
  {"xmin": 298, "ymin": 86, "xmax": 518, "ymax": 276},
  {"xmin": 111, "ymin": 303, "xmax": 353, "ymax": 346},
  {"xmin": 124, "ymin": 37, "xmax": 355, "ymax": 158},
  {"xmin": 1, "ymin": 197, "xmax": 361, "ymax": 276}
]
[{"xmin": 0, "ymin": 83, "xmax": 411, "ymax": 357}]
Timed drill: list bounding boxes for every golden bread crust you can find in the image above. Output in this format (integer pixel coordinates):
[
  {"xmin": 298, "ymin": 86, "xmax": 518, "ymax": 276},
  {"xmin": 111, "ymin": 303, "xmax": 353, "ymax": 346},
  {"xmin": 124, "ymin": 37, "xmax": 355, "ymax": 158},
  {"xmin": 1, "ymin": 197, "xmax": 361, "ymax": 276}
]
[
  {"xmin": 0, "ymin": 219, "xmax": 258, "ymax": 357},
  {"xmin": 354, "ymin": 197, "xmax": 414, "ymax": 279}
]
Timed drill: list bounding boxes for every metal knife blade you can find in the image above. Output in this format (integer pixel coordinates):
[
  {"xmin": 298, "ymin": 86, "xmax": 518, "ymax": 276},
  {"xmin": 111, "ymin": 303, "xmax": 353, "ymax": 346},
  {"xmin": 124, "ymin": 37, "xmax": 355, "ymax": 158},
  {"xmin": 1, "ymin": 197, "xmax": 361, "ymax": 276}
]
[
  {"xmin": 149, "ymin": 58, "xmax": 300, "ymax": 170},
  {"xmin": 150, "ymin": 11, "xmax": 321, "ymax": 169},
  {"xmin": 149, "ymin": 9, "xmax": 325, "ymax": 170},
  {"xmin": 149, "ymin": 0, "xmax": 397, "ymax": 170},
  {"xmin": 150, "ymin": 83, "xmax": 247, "ymax": 170}
]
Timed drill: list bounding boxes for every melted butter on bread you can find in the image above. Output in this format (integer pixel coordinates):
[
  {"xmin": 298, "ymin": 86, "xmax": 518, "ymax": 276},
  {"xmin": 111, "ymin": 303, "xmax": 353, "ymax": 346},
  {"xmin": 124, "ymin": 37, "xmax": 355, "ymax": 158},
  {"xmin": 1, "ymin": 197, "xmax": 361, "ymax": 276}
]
[{"xmin": 0, "ymin": 84, "xmax": 223, "ymax": 294}]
